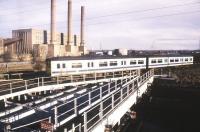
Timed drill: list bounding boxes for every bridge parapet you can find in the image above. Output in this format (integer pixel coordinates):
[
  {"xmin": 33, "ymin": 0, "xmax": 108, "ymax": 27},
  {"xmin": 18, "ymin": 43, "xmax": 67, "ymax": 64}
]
[
  {"xmin": 0, "ymin": 70, "xmax": 153, "ymax": 131},
  {"xmin": 67, "ymin": 69, "xmax": 154, "ymax": 132},
  {"xmin": 0, "ymin": 71, "xmax": 138, "ymax": 100}
]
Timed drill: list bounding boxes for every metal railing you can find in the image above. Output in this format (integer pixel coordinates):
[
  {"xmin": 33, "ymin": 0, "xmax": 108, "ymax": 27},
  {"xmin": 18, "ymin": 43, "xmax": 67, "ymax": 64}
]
[
  {"xmin": 2, "ymin": 70, "xmax": 152, "ymax": 131},
  {"xmin": 0, "ymin": 71, "xmax": 138, "ymax": 98},
  {"xmin": 2, "ymin": 72, "xmax": 137, "ymax": 130},
  {"xmin": 53, "ymin": 74, "xmax": 137, "ymax": 128},
  {"xmin": 67, "ymin": 69, "xmax": 154, "ymax": 132}
]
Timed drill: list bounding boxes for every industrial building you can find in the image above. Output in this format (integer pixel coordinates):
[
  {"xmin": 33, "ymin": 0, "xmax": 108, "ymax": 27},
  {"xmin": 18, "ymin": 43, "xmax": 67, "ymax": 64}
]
[
  {"xmin": 1, "ymin": 0, "xmax": 87, "ymax": 62},
  {"xmin": 0, "ymin": 38, "xmax": 4, "ymax": 61}
]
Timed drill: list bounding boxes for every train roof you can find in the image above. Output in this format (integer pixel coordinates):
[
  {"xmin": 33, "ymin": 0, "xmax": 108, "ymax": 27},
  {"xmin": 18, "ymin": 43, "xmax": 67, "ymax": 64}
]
[{"xmin": 47, "ymin": 54, "xmax": 193, "ymax": 61}]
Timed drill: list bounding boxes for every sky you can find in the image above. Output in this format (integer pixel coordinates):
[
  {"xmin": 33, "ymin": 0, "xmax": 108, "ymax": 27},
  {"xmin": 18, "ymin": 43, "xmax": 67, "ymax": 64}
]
[{"xmin": 0, "ymin": 0, "xmax": 200, "ymax": 50}]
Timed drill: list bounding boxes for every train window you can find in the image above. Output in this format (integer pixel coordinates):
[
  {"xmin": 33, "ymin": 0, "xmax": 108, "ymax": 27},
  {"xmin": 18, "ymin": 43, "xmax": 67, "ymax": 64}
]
[
  {"xmin": 138, "ymin": 60, "xmax": 144, "ymax": 64},
  {"xmin": 62, "ymin": 63, "xmax": 66, "ymax": 68},
  {"xmin": 57, "ymin": 64, "xmax": 60, "ymax": 69},
  {"xmin": 88, "ymin": 62, "xmax": 94, "ymax": 67},
  {"xmin": 164, "ymin": 59, "xmax": 168, "ymax": 63},
  {"xmin": 158, "ymin": 59, "xmax": 162, "ymax": 63},
  {"xmin": 130, "ymin": 60, "xmax": 136, "ymax": 65},
  {"xmin": 190, "ymin": 58, "xmax": 193, "ymax": 61},
  {"xmin": 121, "ymin": 61, "xmax": 126, "ymax": 65},
  {"xmin": 110, "ymin": 61, "xmax": 118, "ymax": 66},
  {"xmin": 180, "ymin": 58, "xmax": 183, "ymax": 62},
  {"xmin": 99, "ymin": 62, "xmax": 108, "ymax": 67},
  {"xmin": 175, "ymin": 58, "xmax": 179, "ymax": 62},
  {"xmin": 185, "ymin": 58, "xmax": 188, "ymax": 62},
  {"xmin": 151, "ymin": 59, "xmax": 157, "ymax": 64},
  {"xmin": 72, "ymin": 63, "xmax": 82, "ymax": 68},
  {"xmin": 170, "ymin": 59, "xmax": 174, "ymax": 62}
]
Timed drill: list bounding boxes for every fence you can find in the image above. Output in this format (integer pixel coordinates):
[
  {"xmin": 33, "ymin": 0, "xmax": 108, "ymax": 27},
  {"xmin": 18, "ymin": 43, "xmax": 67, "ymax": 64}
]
[
  {"xmin": 0, "ymin": 71, "xmax": 138, "ymax": 98},
  {"xmin": 58, "ymin": 70, "xmax": 154, "ymax": 131}
]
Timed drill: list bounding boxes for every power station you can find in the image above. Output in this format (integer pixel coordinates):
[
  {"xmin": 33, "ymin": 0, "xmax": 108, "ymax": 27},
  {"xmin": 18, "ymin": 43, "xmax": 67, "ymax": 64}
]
[{"xmin": 0, "ymin": 0, "xmax": 87, "ymax": 62}]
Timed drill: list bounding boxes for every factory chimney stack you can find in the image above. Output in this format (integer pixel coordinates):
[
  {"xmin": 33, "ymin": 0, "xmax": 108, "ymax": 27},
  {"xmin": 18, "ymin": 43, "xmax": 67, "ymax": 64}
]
[
  {"xmin": 50, "ymin": 0, "xmax": 56, "ymax": 44},
  {"xmin": 80, "ymin": 6, "xmax": 85, "ymax": 46},
  {"xmin": 67, "ymin": 0, "xmax": 72, "ymax": 45}
]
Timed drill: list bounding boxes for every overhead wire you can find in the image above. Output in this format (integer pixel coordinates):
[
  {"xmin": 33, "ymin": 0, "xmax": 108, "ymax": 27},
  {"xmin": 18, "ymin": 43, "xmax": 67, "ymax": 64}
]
[
  {"xmin": 86, "ymin": 1, "xmax": 200, "ymax": 20},
  {"xmin": 0, "ymin": 1, "xmax": 200, "ymax": 18},
  {"xmin": 0, "ymin": 1, "xmax": 200, "ymax": 36},
  {"xmin": 1, "ymin": 9, "xmax": 200, "ymax": 36},
  {"xmin": 0, "ymin": 1, "xmax": 200, "ymax": 28},
  {"xmin": 87, "ymin": 10, "xmax": 200, "ymax": 26}
]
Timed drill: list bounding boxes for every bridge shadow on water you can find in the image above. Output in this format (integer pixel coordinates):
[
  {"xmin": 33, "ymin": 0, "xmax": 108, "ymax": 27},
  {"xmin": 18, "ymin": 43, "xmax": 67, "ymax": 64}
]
[{"xmin": 123, "ymin": 77, "xmax": 200, "ymax": 132}]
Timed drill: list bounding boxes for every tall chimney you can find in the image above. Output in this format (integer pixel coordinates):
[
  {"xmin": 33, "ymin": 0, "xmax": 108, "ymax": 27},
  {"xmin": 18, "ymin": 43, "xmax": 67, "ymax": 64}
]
[
  {"xmin": 67, "ymin": 0, "xmax": 72, "ymax": 45},
  {"xmin": 80, "ymin": 6, "xmax": 85, "ymax": 46},
  {"xmin": 50, "ymin": 0, "xmax": 56, "ymax": 44}
]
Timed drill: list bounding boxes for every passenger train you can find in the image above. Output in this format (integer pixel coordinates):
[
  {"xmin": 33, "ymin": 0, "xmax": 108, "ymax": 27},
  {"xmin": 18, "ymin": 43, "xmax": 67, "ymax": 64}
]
[{"xmin": 47, "ymin": 55, "xmax": 193, "ymax": 76}]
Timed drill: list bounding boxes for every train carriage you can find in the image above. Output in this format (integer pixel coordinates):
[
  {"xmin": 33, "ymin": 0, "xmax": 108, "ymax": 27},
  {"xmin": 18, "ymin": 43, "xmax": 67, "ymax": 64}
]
[{"xmin": 47, "ymin": 55, "xmax": 193, "ymax": 76}]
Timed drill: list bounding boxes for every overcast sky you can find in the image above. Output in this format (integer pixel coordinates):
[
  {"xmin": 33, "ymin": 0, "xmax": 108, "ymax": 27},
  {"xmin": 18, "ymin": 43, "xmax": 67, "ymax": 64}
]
[{"xmin": 0, "ymin": 0, "xmax": 200, "ymax": 50}]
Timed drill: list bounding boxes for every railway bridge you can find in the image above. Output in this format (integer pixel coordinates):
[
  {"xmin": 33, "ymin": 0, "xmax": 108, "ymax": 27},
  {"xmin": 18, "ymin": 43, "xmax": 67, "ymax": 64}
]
[{"xmin": 0, "ymin": 61, "xmax": 193, "ymax": 131}]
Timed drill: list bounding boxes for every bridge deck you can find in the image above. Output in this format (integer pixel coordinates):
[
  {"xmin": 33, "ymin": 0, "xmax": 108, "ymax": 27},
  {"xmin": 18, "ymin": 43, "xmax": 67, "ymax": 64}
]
[{"xmin": 0, "ymin": 69, "xmax": 154, "ymax": 131}]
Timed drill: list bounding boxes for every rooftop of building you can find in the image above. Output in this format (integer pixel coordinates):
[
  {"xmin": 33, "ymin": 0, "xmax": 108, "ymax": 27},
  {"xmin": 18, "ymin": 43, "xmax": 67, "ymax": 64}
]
[{"xmin": 48, "ymin": 54, "xmax": 193, "ymax": 61}]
